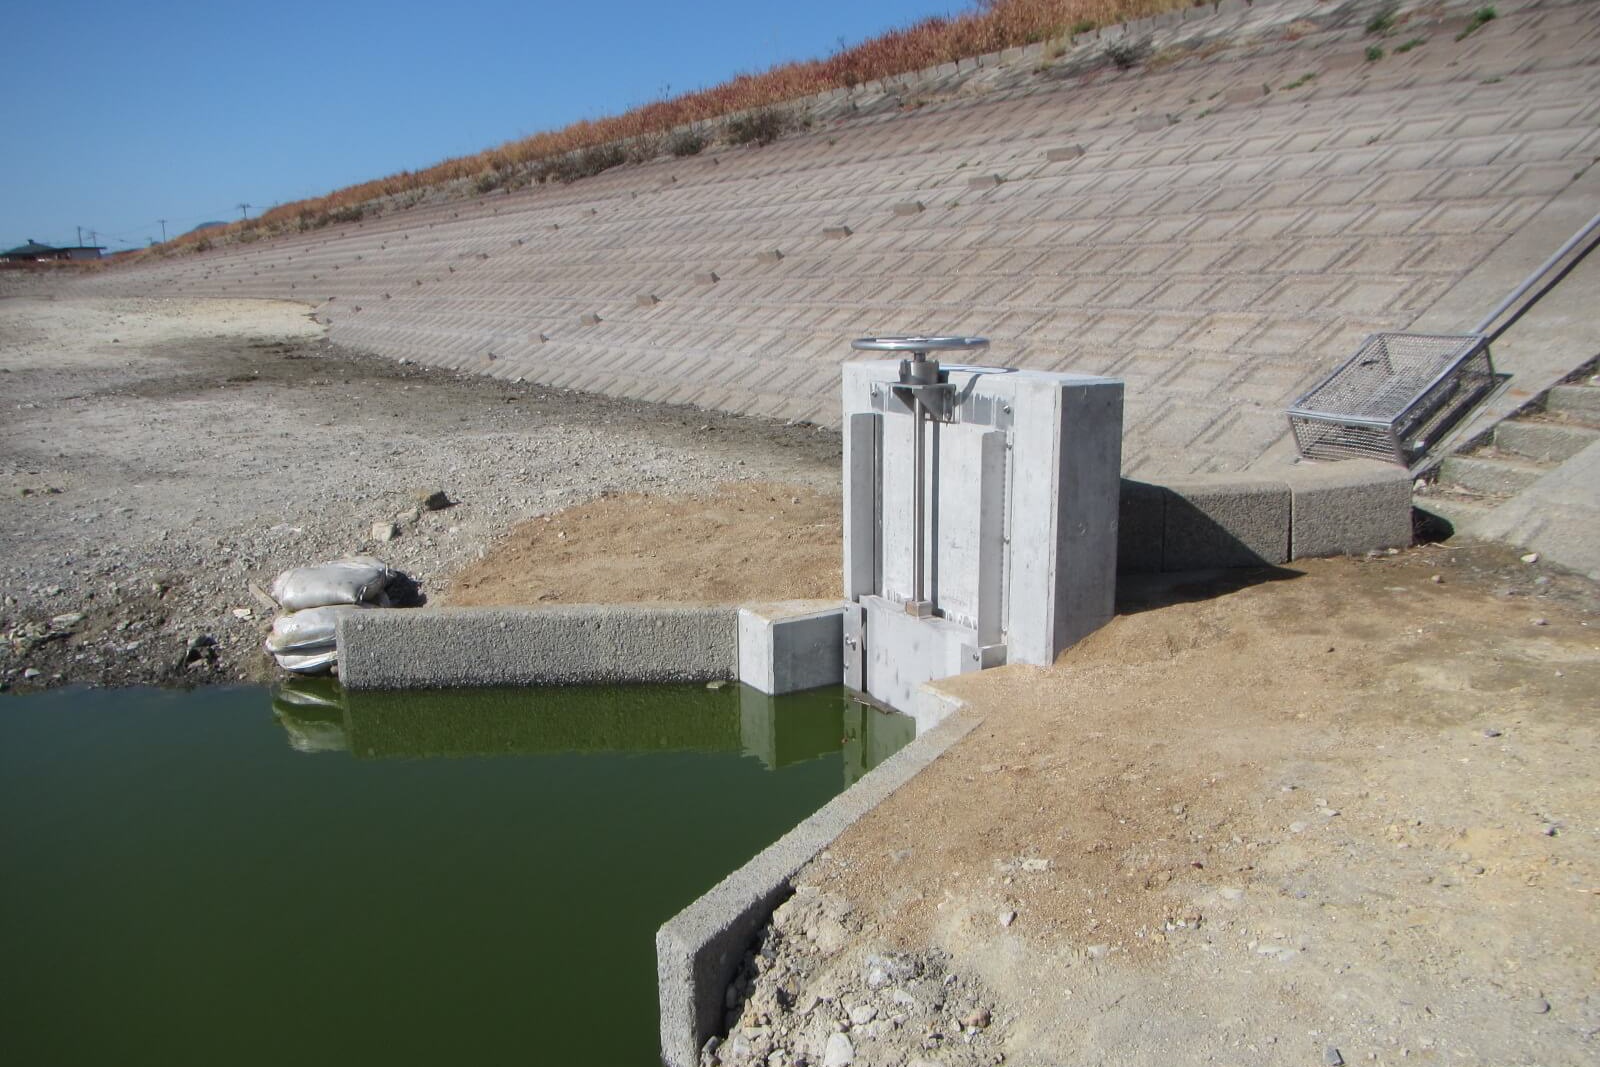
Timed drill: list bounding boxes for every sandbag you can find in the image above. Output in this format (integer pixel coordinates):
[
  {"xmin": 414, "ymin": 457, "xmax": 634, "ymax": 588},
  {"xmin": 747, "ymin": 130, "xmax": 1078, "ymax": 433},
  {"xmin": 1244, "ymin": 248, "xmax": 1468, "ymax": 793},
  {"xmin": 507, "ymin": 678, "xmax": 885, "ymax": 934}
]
[
  {"xmin": 273, "ymin": 649, "xmax": 341, "ymax": 675},
  {"xmin": 265, "ymin": 604, "xmax": 370, "ymax": 655},
  {"xmin": 269, "ymin": 556, "xmax": 393, "ymax": 612}
]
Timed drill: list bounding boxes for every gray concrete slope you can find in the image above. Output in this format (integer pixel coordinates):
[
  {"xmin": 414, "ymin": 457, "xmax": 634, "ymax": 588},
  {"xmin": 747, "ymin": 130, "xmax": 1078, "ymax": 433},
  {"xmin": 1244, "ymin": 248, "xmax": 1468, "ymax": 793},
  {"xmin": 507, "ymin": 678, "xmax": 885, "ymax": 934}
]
[
  {"xmin": 1469, "ymin": 437, "xmax": 1600, "ymax": 578},
  {"xmin": 72, "ymin": 0, "xmax": 1600, "ymax": 478}
]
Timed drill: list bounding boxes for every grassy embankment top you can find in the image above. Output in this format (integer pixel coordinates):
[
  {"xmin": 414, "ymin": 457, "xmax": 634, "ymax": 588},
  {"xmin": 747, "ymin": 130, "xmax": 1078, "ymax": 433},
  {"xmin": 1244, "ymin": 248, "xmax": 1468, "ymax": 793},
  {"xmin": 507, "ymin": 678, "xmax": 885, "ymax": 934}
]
[{"xmin": 139, "ymin": 0, "xmax": 1193, "ymax": 260}]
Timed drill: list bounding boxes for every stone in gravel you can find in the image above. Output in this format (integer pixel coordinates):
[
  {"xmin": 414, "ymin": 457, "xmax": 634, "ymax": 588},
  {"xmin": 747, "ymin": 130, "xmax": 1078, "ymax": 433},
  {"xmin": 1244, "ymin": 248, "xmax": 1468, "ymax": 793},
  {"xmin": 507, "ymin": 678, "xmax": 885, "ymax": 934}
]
[
  {"xmin": 231, "ymin": 607, "xmax": 253, "ymax": 620},
  {"xmin": 1530, "ymin": 996, "xmax": 1551, "ymax": 1014},
  {"xmin": 23, "ymin": 668, "xmax": 41, "ymax": 679},
  {"xmin": 372, "ymin": 521, "xmax": 399, "ymax": 542},
  {"xmin": 812, "ymin": 917, "xmax": 849, "ymax": 955},
  {"xmin": 848, "ymin": 1005, "xmax": 877, "ymax": 1026},
  {"xmin": 864, "ymin": 954, "xmax": 919, "ymax": 988},
  {"xmin": 414, "ymin": 489, "xmax": 452, "ymax": 511},
  {"xmin": 962, "ymin": 1007, "xmax": 991, "ymax": 1029},
  {"xmin": 1521, "ymin": 552, "xmax": 1539, "ymax": 564},
  {"xmin": 1531, "ymin": 617, "xmax": 1548, "ymax": 627},
  {"xmin": 1086, "ymin": 944, "xmax": 1110, "ymax": 959},
  {"xmin": 1290, "ymin": 821, "xmax": 1309, "ymax": 833},
  {"xmin": 1482, "ymin": 727, "xmax": 1502, "ymax": 737},
  {"xmin": 998, "ymin": 910, "xmax": 1017, "ymax": 927},
  {"xmin": 822, "ymin": 1032, "xmax": 853, "ymax": 1067},
  {"xmin": 50, "ymin": 612, "xmax": 85, "ymax": 628},
  {"xmin": 1323, "ymin": 1046, "xmax": 1344, "ymax": 1066}
]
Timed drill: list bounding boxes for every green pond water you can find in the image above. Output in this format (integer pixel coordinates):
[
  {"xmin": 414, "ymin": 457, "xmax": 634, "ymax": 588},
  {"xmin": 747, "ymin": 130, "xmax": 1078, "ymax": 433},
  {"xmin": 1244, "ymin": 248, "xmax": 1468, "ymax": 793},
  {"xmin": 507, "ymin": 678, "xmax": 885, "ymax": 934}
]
[{"xmin": 0, "ymin": 681, "xmax": 913, "ymax": 1066}]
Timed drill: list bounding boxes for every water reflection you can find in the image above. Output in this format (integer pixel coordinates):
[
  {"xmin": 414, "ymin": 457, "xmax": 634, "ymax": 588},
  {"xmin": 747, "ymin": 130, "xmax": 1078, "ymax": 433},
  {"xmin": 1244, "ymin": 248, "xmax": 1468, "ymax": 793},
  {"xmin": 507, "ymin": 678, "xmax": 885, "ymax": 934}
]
[{"xmin": 271, "ymin": 680, "xmax": 915, "ymax": 785}]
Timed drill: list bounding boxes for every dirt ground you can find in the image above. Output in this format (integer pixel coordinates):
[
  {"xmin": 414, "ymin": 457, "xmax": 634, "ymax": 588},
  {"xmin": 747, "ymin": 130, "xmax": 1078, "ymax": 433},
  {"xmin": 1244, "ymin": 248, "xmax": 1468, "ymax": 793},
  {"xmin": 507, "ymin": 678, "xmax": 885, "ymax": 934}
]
[
  {"xmin": 0, "ymin": 294, "xmax": 838, "ymax": 689},
  {"xmin": 713, "ymin": 544, "xmax": 1600, "ymax": 1067},
  {"xmin": 443, "ymin": 483, "xmax": 841, "ymax": 606}
]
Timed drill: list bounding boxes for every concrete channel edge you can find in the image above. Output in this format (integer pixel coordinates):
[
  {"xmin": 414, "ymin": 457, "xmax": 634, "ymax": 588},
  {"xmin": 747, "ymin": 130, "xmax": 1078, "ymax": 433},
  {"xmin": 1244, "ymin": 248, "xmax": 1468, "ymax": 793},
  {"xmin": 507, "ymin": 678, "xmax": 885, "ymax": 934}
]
[
  {"xmin": 337, "ymin": 604, "xmax": 738, "ymax": 689},
  {"xmin": 656, "ymin": 694, "xmax": 982, "ymax": 1067}
]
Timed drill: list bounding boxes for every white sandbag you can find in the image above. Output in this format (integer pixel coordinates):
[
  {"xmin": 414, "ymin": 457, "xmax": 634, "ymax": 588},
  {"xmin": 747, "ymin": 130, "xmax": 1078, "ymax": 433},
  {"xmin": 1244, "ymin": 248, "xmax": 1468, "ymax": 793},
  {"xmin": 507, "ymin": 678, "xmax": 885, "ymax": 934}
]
[
  {"xmin": 269, "ymin": 556, "xmax": 393, "ymax": 612},
  {"xmin": 265, "ymin": 604, "xmax": 371, "ymax": 655},
  {"xmin": 273, "ymin": 649, "xmax": 340, "ymax": 675}
]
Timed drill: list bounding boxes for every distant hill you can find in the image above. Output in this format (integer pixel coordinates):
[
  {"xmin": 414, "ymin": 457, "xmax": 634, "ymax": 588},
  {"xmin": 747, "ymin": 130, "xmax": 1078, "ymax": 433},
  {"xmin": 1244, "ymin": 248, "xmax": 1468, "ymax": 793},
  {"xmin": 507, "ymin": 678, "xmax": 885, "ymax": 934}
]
[{"xmin": 184, "ymin": 221, "xmax": 227, "ymax": 236}]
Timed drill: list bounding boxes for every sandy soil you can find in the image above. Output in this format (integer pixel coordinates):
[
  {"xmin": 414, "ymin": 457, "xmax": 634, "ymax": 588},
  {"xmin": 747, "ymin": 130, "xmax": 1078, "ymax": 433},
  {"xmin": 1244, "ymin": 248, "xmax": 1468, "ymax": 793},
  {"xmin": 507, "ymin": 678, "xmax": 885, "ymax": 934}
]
[
  {"xmin": 712, "ymin": 544, "xmax": 1600, "ymax": 1067},
  {"xmin": 443, "ymin": 483, "xmax": 842, "ymax": 606},
  {"xmin": 0, "ymin": 295, "xmax": 838, "ymax": 689}
]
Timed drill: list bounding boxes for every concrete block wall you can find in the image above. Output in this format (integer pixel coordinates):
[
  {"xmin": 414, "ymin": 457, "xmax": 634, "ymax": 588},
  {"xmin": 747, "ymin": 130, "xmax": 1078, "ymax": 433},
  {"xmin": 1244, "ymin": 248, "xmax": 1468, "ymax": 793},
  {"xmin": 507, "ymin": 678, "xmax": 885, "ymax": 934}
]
[
  {"xmin": 73, "ymin": 0, "xmax": 1600, "ymax": 479},
  {"xmin": 1117, "ymin": 460, "xmax": 1414, "ymax": 573}
]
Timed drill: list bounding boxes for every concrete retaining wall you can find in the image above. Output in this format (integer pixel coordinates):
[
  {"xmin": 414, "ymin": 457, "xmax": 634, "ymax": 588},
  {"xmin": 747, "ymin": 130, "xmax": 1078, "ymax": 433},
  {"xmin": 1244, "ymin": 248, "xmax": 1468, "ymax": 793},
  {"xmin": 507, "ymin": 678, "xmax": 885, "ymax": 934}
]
[
  {"xmin": 336, "ymin": 604, "xmax": 737, "ymax": 689},
  {"xmin": 656, "ymin": 698, "xmax": 981, "ymax": 1067},
  {"xmin": 1118, "ymin": 460, "xmax": 1414, "ymax": 573}
]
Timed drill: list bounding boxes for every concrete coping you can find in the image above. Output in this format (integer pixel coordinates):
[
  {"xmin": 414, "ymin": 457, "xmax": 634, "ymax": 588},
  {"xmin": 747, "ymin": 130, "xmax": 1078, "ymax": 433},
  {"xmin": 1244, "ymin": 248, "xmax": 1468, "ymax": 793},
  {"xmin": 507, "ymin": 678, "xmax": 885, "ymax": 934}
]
[
  {"xmin": 336, "ymin": 603, "xmax": 739, "ymax": 690},
  {"xmin": 656, "ymin": 690, "xmax": 979, "ymax": 1067}
]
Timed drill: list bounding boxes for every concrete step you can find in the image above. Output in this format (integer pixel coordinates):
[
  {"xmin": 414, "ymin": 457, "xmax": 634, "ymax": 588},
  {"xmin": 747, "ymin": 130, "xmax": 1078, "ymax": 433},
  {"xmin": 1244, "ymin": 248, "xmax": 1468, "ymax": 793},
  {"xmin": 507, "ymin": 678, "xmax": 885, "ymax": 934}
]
[
  {"xmin": 1436, "ymin": 454, "xmax": 1547, "ymax": 497},
  {"xmin": 1544, "ymin": 384, "xmax": 1600, "ymax": 426},
  {"xmin": 1493, "ymin": 419, "xmax": 1600, "ymax": 463},
  {"xmin": 1413, "ymin": 492, "xmax": 1498, "ymax": 538}
]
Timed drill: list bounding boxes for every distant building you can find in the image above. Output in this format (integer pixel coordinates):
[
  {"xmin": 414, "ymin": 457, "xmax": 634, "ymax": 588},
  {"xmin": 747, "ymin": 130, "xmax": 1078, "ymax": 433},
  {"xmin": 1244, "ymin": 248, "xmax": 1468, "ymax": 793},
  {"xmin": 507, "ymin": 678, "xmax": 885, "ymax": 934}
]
[{"xmin": 0, "ymin": 239, "xmax": 105, "ymax": 263}]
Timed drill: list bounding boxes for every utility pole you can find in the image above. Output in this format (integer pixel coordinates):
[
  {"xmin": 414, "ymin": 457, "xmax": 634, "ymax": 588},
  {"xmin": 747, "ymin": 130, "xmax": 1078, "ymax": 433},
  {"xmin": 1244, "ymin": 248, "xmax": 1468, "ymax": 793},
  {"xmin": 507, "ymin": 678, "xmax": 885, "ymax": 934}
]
[
  {"xmin": 158, "ymin": 219, "xmax": 167, "ymax": 242},
  {"xmin": 236, "ymin": 203, "xmax": 251, "ymax": 220},
  {"xmin": 76, "ymin": 225, "xmax": 83, "ymax": 246}
]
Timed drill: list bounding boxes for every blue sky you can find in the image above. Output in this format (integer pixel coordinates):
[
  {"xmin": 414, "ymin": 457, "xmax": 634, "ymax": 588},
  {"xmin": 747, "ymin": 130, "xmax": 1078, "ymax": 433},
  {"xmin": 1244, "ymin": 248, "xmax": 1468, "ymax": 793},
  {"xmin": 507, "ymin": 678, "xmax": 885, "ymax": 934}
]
[{"xmin": 2, "ymin": 0, "xmax": 962, "ymax": 252}]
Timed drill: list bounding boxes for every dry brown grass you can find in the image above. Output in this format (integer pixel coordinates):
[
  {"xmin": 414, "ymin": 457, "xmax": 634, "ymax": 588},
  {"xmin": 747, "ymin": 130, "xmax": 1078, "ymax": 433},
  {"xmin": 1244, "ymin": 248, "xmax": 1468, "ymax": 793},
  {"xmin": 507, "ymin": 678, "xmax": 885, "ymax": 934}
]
[{"xmin": 137, "ymin": 0, "xmax": 1194, "ymax": 261}]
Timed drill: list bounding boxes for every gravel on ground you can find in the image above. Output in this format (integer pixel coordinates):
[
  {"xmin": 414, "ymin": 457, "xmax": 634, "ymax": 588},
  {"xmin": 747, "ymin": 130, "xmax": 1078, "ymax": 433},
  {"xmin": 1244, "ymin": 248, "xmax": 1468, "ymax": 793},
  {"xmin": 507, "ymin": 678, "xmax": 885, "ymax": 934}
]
[
  {"xmin": 708, "ymin": 544, "xmax": 1600, "ymax": 1067},
  {"xmin": 0, "ymin": 295, "xmax": 838, "ymax": 690}
]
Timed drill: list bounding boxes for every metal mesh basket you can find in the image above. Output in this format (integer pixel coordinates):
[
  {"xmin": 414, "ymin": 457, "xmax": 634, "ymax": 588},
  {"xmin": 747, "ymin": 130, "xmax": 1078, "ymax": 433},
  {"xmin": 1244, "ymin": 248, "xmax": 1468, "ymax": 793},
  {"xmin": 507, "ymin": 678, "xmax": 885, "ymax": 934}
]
[{"xmin": 1287, "ymin": 333, "xmax": 1496, "ymax": 466}]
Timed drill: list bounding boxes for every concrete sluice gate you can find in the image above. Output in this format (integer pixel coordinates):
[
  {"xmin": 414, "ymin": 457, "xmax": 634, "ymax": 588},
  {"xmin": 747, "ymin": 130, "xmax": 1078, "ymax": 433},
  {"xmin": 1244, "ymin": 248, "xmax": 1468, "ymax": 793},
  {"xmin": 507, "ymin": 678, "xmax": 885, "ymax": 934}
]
[
  {"xmin": 341, "ymin": 342, "xmax": 1122, "ymax": 712},
  {"xmin": 740, "ymin": 340, "xmax": 1123, "ymax": 718}
]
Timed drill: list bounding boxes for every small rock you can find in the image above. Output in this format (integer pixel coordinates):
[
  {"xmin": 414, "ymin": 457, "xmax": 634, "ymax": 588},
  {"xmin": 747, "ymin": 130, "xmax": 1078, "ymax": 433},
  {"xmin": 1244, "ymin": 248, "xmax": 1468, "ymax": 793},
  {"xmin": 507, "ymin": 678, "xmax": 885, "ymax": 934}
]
[
  {"xmin": 231, "ymin": 607, "xmax": 253, "ymax": 620},
  {"xmin": 706, "ymin": 680, "xmax": 727, "ymax": 691},
  {"xmin": 1540, "ymin": 823, "xmax": 1559, "ymax": 837},
  {"xmin": 1323, "ymin": 1046, "xmax": 1345, "ymax": 1066},
  {"xmin": 1086, "ymin": 944, "xmax": 1110, "ymax": 959},
  {"xmin": 822, "ymin": 1032, "xmax": 854, "ymax": 1067},
  {"xmin": 1289, "ymin": 821, "xmax": 1309, "ymax": 834},
  {"xmin": 50, "ymin": 612, "xmax": 86, "ymax": 628},
  {"xmin": 1430, "ymin": 574, "xmax": 1443, "ymax": 583},
  {"xmin": 962, "ymin": 1007, "xmax": 991, "ymax": 1030},
  {"xmin": 998, "ymin": 910, "xmax": 1017, "ymax": 928},
  {"xmin": 1530, "ymin": 617, "xmax": 1548, "ymax": 627},
  {"xmin": 1482, "ymin": 727, "xmax": 1502, "ymax": 738},
  {"xmin": 414, "ymin": 489, "xmax": 452, "ymax": 511},
  {"xmin": 23, "ymin": 668, "xmax": 41, "ymax": 679},
  {"xmin": 1520, "ymin": 552, "xmax": 1540, "ymax": 564},
  {"xmin": 1530, "ymin": 996, "xmax": 1551, "ymax": 1014},
  {"xmin": 848, "ymin": 1005, "xmax": 877, "ymax": 1026},
  {"xmin": 1019, "ymin": 857, "xmax": 1049, "ymax": 872},
  {"xmin": 372, "ymin": 521, "xmax": 400, "ymax": 542}
]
